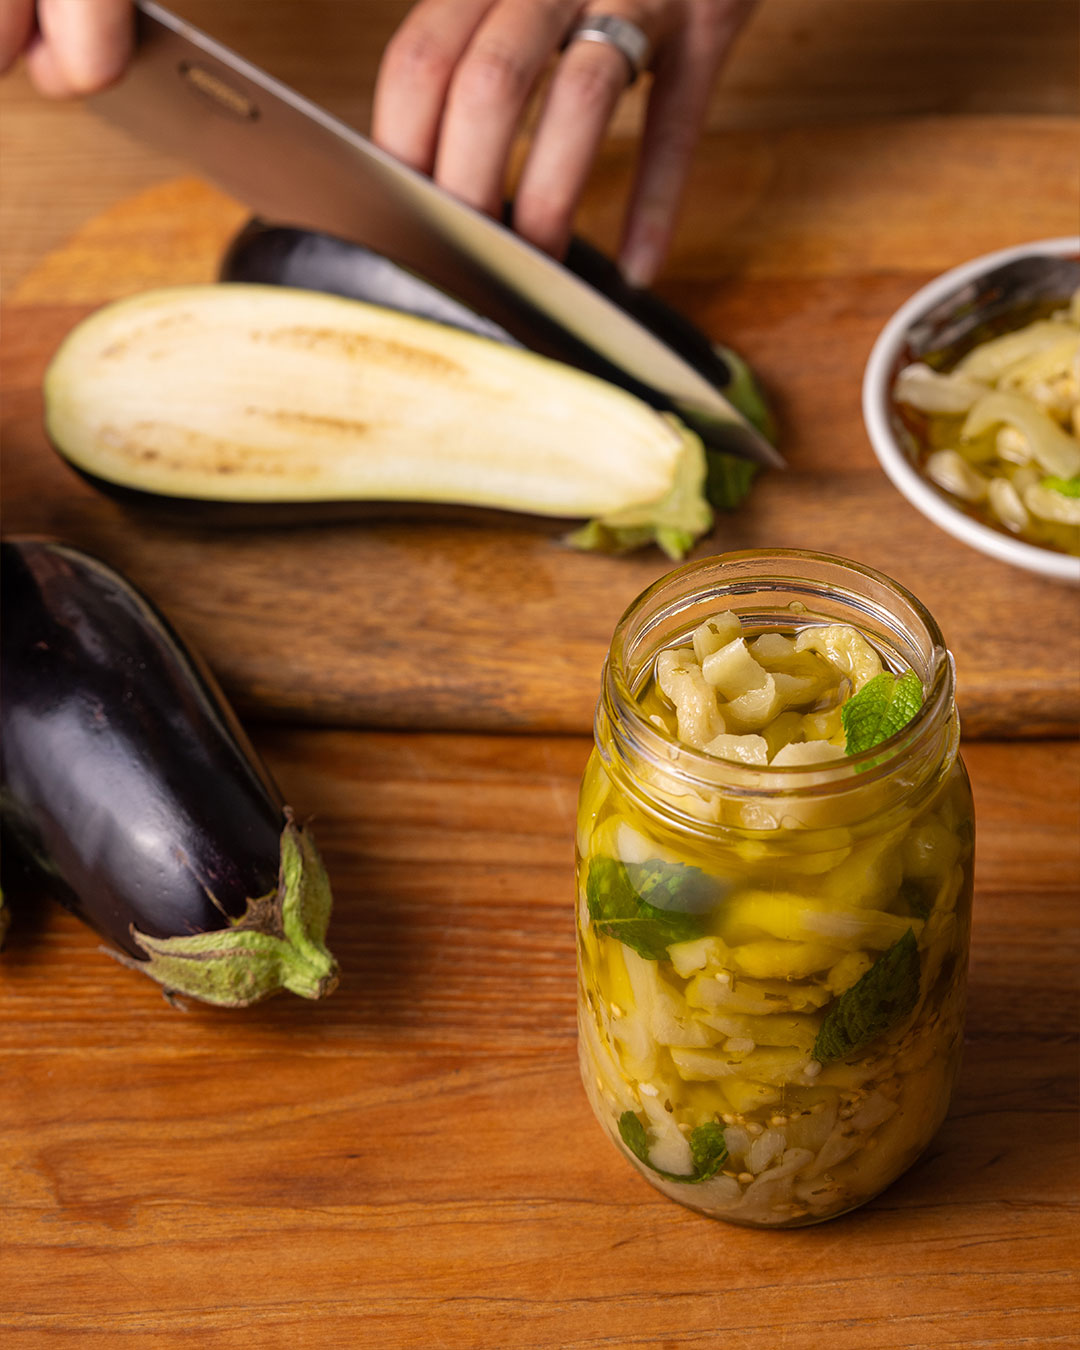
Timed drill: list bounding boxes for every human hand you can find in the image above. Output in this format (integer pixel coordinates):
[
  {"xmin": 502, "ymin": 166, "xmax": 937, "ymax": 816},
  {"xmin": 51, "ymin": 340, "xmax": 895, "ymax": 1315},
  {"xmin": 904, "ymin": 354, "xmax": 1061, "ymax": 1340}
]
[
  {"xmin": 0, "ymin": 0, "xmax": 133, "ymax": 96},
  {"xmin": 373, "ymin": 0, "xmax": 756, "ymax": 287}
]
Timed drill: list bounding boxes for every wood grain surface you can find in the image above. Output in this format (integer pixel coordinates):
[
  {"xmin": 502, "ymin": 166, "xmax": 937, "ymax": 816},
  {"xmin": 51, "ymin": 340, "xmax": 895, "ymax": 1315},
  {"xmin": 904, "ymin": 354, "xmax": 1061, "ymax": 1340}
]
[
  {"xmin": 4, "ymin": 115, "xmax": 1079, "ymax": 737},
  {"xmin": 2, "ymin": 732, "xmax": 1077, "ymax": 1347}
]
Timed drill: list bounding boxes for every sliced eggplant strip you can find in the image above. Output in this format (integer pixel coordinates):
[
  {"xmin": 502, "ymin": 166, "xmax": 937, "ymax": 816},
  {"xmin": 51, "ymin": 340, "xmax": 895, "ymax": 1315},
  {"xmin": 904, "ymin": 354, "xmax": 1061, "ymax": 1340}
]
[
  {"xmin": 44, "ymin": 284, "xmax": 712, "ymax": 558},
  {"xmin": 0, "ymin": 539, "xmax": 338, "ymax": 1006}
]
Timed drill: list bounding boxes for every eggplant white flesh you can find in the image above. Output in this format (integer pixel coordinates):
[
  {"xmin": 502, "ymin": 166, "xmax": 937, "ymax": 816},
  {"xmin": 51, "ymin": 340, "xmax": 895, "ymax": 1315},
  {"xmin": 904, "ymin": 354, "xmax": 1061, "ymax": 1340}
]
[
  {"xmin": 221, "ymin": 223, "xmax": 776, "ymax": 466},
  {"xmin": 44, "ymin": 284, "xmax": 712, "ymax": 559},
  {"xmin": 0, "ymin": 538, "xmax": 338, "ymax": 1007}
]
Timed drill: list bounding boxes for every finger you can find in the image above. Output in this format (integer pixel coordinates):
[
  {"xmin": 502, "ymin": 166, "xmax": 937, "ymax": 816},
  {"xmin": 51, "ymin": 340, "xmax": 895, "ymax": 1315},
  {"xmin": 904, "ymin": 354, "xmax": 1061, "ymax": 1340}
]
[
  {"xmin": 372, "ymin": 0, "xmax": 495, "ymax": 175},
  {"xmin": 24, "ymin": 33, "xmax": 78, "ymax": 97},
  {"xmin": 433, "ymin": 0, "xmax": 580, "ymax": 218},
  {"xmin": 619, "ymin": 0, "xmax": 756, "ymax": 286},
  {"xmin": 513, "ymin": 6, "xmax": 668, "ymax": 259},
  {"xmin": 0, "ymin": 0, "xmax": 36, "ymax": 75},
  {"xmin": 28, "ymin": 0, "xmax": 133, "ymax": 97}
]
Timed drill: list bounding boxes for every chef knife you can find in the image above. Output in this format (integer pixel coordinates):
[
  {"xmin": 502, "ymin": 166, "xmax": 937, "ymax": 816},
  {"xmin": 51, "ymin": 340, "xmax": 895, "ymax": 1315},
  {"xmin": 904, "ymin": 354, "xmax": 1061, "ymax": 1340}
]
[{"xmin": 89, "ymin": 0, "xmax": 781, "ymax": 467}]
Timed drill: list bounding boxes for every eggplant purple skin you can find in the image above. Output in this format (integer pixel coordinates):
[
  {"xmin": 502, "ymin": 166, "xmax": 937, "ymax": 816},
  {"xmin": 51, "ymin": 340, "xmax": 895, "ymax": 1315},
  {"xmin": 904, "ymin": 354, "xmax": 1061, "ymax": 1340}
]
[
  {"xmin": 56, "ymin": 467, "xmax": 580, "ymax": 531},
  {"xmin": 221, "ymin": 220, "xmax": 523, "ymax": 349},
  {"xmin": 0, "ymin": 539, "xmax": 284, "ymax": 959}
]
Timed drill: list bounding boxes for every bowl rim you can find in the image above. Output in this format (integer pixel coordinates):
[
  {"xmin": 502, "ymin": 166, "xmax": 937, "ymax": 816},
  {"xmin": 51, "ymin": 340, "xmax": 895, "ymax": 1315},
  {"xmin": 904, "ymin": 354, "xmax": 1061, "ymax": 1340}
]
[{"xmin": 862, "ymin": 236, "xmax": 1080, "ymax": 584}]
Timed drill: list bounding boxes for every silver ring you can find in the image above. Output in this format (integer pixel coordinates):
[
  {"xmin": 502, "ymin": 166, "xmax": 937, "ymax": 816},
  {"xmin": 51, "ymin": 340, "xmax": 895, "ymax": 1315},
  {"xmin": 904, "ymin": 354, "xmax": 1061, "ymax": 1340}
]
[{"xmin": 565, "ymin": 14, "xmax": 652, "ymax": 83}]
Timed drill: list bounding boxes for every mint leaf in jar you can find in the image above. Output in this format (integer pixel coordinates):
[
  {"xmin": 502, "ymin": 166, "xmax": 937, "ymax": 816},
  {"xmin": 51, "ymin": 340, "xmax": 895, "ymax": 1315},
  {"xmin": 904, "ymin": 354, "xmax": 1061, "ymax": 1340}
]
[
  {"xmin": 688, "ymin": 1122, "xmax": 729, "ymax": 1180},
  {"xmin": 586, "ymin": 856, "xmax": 710, "ymax": 960},
  {"xmin": 618, "ymin": 1110, "xmax": 651, "ymax": 1164},
  {"xmin": 813, "ymin": 929, "xmax": 921, "ymax": 1063},
  {"xmin": 618, "ymin": 1112, "xmax": 730, "ymax": 1184},
  {"xmin": 1043, "ymin": 475, "xmax": 1080, "ymax": 497},
  {"xmin": 899, "ymin": 878, "xmax": 935, "ymax": 919},
  {"xmin": 841, "ymin": 669, "xmax": 924, "ymax": 756}
]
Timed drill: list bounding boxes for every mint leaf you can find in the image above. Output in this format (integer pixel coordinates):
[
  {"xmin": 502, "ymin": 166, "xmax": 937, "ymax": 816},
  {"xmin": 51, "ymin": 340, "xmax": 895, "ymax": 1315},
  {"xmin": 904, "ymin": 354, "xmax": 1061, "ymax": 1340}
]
[
  {"xmin": 688, "ymin": 1122, "xmax": 729, "ymax": 1180},
  {"xmin": 841, "ymin": 669, "xmax": 924, "ymax": 756},
  {"xmin": 618, "ymin": 1110, "xmax": 651, "ymax": 1164},
  {"xmin": 1042, "ymin": 475, "xmax": 1080, "ymax": 498},
  {"xmin": 899, "ymin": 878, "xmax": 935, "ymax": 920},
  {"xmin": 813, "ymin": 929, "xmax": 921, "ymax": 1063},
  {"xmin": 618, "ymin": 1111, "xmax": 729, "ymax": 1184},
  {"xmin": 586, "ymin": 856, "xmax": 710, "ymax": 961}
]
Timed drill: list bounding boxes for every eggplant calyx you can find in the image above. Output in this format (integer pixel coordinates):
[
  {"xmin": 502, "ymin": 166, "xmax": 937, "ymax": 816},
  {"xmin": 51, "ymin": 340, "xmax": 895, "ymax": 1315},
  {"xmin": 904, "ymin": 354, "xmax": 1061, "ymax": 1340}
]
[
  {"xmin": 127, "ymin": 814, "xmax": 339, "ymax": 1007},
  {"xmin": 712, "ymin": 343, "xmax": 777, "ymax": 446},
  {"xmin": 567, "ymin": 420, "xmax": 712, "ymax": 560}
]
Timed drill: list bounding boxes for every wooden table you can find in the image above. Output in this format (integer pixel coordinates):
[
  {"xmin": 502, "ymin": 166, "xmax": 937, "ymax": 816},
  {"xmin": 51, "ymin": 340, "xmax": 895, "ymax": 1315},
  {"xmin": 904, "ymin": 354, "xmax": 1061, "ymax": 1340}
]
[
  {"xmin": 2, "ymin": 4, "xmax": 1078, "ymax": 1344},
  {"xmin": 4, "ymin": 733, "xmax": 1079, "ymax": 1346}
]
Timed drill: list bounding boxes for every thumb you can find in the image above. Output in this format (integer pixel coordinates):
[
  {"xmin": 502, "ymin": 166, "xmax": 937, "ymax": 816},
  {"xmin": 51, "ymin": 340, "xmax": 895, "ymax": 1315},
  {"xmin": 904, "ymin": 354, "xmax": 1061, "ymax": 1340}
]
[{"xmin": 29, "ymin": 0, "xmax": 133, "ymax": 96}]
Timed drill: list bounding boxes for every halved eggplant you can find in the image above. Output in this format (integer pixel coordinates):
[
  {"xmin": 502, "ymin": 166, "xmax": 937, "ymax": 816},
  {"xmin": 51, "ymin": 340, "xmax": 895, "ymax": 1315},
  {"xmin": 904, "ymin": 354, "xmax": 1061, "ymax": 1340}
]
[
  {"xmin": 222, "ymin": 221, "xmax": 778, "ymax": 449},
  {"xmin": 44, "ymin": 284, "xmax": 713, "ymax": 559},
  {"xmin": 0, "ymin": 539, "xmax": 338, "ymax": 1006}
]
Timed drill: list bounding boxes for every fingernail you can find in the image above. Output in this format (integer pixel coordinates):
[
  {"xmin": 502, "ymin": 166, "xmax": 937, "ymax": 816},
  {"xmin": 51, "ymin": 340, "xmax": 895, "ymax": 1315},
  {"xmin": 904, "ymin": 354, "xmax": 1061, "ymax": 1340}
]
[{"xmin": 619, "ymin": 232, "xmax": 660, "ymax": 289}]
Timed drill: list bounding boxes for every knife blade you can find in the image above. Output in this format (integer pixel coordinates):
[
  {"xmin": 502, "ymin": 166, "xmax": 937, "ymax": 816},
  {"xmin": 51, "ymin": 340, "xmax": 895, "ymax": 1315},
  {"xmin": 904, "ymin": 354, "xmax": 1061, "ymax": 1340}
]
[{"xmin": 89, "ymin": 0, "xmax": 781, "ymax": 467}]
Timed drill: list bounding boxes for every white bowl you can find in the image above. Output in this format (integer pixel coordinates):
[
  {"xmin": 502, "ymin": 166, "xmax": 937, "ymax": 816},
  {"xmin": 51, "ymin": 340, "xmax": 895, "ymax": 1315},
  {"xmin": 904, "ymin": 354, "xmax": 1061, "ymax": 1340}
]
[{"xmin": 862, "ymin": 238, "xmax": 1080, "ymax": 583}]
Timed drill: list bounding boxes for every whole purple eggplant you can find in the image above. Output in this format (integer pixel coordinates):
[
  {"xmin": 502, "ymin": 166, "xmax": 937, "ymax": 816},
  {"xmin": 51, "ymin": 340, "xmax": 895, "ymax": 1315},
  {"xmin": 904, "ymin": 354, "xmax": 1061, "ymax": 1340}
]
[{"xmin": 0, "ymin": 538, "xmax": 337, "ymax": 1005}]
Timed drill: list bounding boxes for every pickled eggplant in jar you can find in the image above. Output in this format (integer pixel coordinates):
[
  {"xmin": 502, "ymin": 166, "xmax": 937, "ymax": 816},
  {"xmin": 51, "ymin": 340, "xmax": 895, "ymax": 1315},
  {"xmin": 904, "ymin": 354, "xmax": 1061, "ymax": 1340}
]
[{"xmin": 576, "ymin": 552, "xmax": 974, "ymax": 1228}]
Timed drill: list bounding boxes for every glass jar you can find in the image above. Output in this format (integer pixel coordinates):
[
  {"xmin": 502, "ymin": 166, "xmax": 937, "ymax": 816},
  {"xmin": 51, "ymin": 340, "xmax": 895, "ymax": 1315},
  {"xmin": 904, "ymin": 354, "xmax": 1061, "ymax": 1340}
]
[{"xmin": 575, "ymin": 550, "xmax": 974, "ymax": 1228}]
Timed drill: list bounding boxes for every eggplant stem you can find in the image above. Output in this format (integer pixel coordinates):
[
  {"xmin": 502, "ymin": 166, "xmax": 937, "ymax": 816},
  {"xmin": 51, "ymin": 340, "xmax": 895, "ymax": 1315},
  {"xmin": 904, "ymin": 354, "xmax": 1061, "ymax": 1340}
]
[{"xmin": 128, "ymin": 816, "xmax": 338, "ymax": 1007}]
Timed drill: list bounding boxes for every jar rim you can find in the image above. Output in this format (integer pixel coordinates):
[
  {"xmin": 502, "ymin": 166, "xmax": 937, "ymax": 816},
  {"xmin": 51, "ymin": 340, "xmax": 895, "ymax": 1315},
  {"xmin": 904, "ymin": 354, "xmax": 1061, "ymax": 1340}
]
[{"xmin": 601, "ymin": 548, "xmax": 955, "ymax": 801}]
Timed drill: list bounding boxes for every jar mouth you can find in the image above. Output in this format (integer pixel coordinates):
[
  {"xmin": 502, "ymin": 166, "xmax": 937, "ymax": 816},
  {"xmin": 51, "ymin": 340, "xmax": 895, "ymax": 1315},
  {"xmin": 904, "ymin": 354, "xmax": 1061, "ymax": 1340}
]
[{"xmin": 602, "ymin": 548, "xmax": 955, "ymax": 800}]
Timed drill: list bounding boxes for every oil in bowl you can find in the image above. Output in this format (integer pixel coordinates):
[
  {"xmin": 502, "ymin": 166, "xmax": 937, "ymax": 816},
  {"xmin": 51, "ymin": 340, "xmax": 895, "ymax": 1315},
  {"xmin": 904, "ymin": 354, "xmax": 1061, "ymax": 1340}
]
[{"xmin": 892, "ymin": 286, "xmax": 1079, "ymax": 558}]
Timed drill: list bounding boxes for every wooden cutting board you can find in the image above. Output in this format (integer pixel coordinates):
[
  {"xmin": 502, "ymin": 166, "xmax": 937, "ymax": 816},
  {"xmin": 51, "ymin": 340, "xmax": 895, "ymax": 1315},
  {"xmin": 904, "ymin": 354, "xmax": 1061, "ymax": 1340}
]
[{"xmin": 3, "ymin": 117, "xmax": 1078, "ymax": 737}]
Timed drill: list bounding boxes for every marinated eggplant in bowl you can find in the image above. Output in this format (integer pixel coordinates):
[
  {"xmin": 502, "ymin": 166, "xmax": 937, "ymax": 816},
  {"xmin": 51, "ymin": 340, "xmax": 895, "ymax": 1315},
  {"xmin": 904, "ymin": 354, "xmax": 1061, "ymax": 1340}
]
[{"xmin": 863, "ymin": 239, "xmax": 1080, "ymax": 581}]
